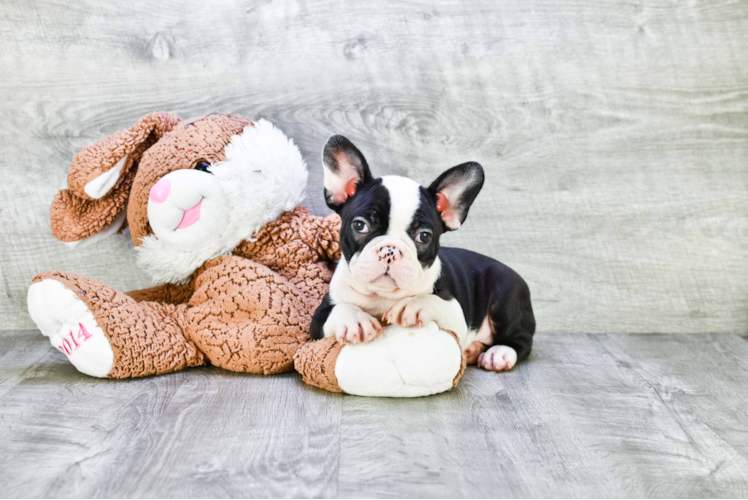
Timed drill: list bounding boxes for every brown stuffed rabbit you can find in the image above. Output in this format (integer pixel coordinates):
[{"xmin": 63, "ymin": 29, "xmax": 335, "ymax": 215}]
[{"xmin": 28, "ymin": 112, "xmax": 341, "ymax": 378}]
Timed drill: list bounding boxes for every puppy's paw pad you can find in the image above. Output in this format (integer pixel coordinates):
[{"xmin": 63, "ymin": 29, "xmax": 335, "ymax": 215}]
[
  {"xmin": 324, "ymin": 305, "xmax": 382, "ymax": 345},
  {"xmin": 28, "ymin": 279, "xmax": 114, "ymax": 378},
  {"xmin": 478, "ymin": 345, "xmax": 517, "ymax": 372},
  {"xmin": 385, "ymin": 297, "xmax": 435, "ymax": 328},
  {"xmin": 336, "ymin": 318, "xmax": 381, "ymax": 345}
]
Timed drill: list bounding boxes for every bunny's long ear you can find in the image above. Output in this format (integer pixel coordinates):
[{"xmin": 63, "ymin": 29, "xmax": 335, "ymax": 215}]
[{"xmin": 50, "ymin": 112, "xmax": 180, "ymax": 245}]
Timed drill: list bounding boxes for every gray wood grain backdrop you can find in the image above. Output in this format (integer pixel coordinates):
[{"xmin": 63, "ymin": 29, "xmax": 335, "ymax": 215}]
[{"xmin": 1, "ymin": 0, "xmax": 746, "ymax": 333}]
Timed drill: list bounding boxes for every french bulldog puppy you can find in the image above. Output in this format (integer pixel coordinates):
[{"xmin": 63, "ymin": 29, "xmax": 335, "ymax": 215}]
[{"xmin": 310, "ymin": 136, "xmax": 536, "ymax": 372}]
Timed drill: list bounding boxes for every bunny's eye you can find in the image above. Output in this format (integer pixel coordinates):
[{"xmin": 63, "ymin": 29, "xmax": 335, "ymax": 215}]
[{"xmin": 195, "ymin": 161, "xmax": 212, "ymax": 173}]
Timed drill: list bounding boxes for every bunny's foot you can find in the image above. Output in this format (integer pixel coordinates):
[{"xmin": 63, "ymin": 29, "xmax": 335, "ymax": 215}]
[
  {"xmin": 29, "ymin": 271, "xmax": 205, "ymax": 378},
  {"xmin": 28, "ymin": 278, "xmax": 113, "ymax": 377}
]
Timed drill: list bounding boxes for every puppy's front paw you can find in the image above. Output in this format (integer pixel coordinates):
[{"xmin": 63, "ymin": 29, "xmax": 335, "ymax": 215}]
[
  {"xmin": 478, "ymin": 345, "xmax": 518, "ymax": 372},
  {"xmin": 323, "ymin": 304, "xmax": 383, "ymax": 345},
  {"xmin": 384, "ymin": 295, "xmax": 436, "ymax": 328}
]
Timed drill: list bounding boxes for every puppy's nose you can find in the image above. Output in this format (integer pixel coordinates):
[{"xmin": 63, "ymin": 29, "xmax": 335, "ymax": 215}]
[
  {"xmin": 149, "ymin": 179, "xmax": 170, "ymax": 203},
  {"xmin": 377, "ymin": 245, "xmax": 402, "ymax": 264}
]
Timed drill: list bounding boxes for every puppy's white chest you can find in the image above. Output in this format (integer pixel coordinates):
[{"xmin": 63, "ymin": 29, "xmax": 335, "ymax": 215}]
[{"xmin": 333, "ymin": 287, "xmax": 398, "ymax": 318}]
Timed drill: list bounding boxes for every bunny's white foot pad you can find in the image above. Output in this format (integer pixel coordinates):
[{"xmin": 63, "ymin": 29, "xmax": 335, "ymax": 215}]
[{"xmin": 28, "ymin": 279, "xmax": 114, "ymax": 378}]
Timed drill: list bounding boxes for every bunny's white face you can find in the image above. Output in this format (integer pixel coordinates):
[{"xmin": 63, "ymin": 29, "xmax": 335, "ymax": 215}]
[
  {"xmin": 146, "ymin": 168, "xmax": 229, "ymax": 250},
  {"xmin": 136, "ymin": 119, "xmax": 308, "ymax": 284}
]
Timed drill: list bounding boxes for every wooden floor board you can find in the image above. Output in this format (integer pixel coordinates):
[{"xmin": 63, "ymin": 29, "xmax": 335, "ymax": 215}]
[
  {"xmin": 106, "ymin": 369, "xmax": 342, "ymax": 498},
  {"xmin": 0, "ymin": 329, "xmax": 56, "ymax": 399},
  {"xmin": 336, "ymin": 334, "xmax": 748, "ymax": 498},
  {"xmin": 0, "ymin": 339, "xmax": 189, "ymax": 498},
  {"xmin": 598, "ymin": 334, "xmax": 748, "ymax": 467},
  {"xmin": 2, "ymin": 331, "xmax": 747, "ymax": 498}
]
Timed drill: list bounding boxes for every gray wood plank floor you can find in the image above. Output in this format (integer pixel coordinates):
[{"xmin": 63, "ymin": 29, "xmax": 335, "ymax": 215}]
[{"xmin": 2, "ymin": 331, "xmax": 747, "ymax": 498}]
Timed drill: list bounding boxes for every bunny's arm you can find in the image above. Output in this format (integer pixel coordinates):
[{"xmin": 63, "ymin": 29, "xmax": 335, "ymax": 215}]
[
  {"xmin": 294, "ymin": 210, "xmax": 342, "ymax": 263},
  {"xmin": 234, "ymin": 207, "xmax": 341, "ymax": 264}
]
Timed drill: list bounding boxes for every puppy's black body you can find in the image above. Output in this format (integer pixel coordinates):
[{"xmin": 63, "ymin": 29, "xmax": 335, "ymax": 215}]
[
  {"xmin": 311, "ymin": 134, "xmax": 536, "ymax": 369},
  {"xmin": 310, "ymin": 295, "xmax": 336, "ymax": 340},
  {"xmin": 435, "ymin": 247, "xmax": 535, "ymax": 360}
]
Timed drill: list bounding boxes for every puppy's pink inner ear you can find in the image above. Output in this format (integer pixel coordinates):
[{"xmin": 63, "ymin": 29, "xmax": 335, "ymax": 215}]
[
  {"xmin": 436, "ymin": 192, "xmax": 461, "ymax": 229},
  {"xmin": 328, "ymin": 152, "xmax": 361, "ymax": 203},
  {"xmin": 345, "ymin": 178, "xmax": 358, "ymax": 197},
  {"xmin": 435, "ymin": 192, "xmax": 450, "ymax": 212},
  {"xmin": 331, "ymin": 178, "xmax": 359, "ymax": 204}
]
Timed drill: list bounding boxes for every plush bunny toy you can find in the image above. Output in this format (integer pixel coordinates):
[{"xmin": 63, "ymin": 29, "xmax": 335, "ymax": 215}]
[{"xmin": 28, "ymin": 112, "xmax": 341, "ymax": 378}]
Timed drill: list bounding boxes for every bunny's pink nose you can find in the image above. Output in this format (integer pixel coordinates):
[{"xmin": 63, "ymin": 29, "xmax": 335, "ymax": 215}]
[{"xmin": 149, "ymin": 179, "xmax": 170, "ymax": 203}]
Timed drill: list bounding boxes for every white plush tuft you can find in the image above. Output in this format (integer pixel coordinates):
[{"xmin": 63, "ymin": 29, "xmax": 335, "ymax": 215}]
[
  {"xmin": 137, "ymin": 234, "xmax": 221, "ymax": 285},
  {"xmin": 215, "ymin": 119, "xmax": 308, "ymax": 228},
  {"xmin": 136, "ymin": 120, "xmax": 308, "ymax": 284}
]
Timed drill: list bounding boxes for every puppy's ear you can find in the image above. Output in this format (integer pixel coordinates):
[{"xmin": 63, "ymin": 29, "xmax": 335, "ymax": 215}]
[
  {"xmin": 427, "ymin": 162, "xmax": 485, "ymax": 230},
  {"xmin": 322, "ymin": 135, "xmax": 373, "ymax": 212}
]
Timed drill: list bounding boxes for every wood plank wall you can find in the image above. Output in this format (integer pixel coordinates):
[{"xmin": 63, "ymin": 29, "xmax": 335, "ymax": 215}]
[{"xmin": 1, "ymin": 0, "xmax": 746, "ymax": 333}]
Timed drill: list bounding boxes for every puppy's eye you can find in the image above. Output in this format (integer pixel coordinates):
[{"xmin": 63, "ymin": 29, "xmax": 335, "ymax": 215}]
[
  {"xmin": 415, "ymin": 231, "xmax": 432, "ymax": 244},
  {"xmin": 352, "ymin": 217, "xmax": 370, "ymax": 234},
  {"xmin": 195, "ymin": 161, "xmax": 212, "ymax": 173}
]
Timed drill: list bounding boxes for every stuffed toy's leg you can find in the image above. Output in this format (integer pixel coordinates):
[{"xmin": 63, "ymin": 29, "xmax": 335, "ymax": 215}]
[
  {"xmin": 295, "ymin": 323, "xmax": 466, "ymax": 397},
  {"xmin": 185, "ymin": 256, "xmax": 319, "ymax": 375},
  {"xmin": 28, "ymin": 271, "xmax": 205, "ymax": 378}
]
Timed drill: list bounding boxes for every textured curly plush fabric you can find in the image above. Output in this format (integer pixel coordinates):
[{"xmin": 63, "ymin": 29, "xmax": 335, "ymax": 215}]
[
  {"xmin": 37, "ymin": 111, "xmax": 342, "ymax": 380},
  {"xmin": 234, "ymin": 206, "xmax": 341, "ymax": 304},
  {"xmin": 31, "ymin": 271, "xmax": 206, "ymax": 378},
  {"xmin": 186, "ymin": 256, "xmax": 317, "ymax": 374},
  {"xmin": 33, "ymin": 208, "xmax": 341, "ymax": 378},
  {"xmin": 127, "ymin": 114, "xmax": 252, "ymax": 245},
  {"xmin": 293, "ymin": 337, "xmax": 345, "ymax": 393},
  {"xmin": 125, "ymin": 282, "xmax": 195, "ymax": 305},
  {"xmin": 51, "ymin": 112, "xmax": 181, "ymax": 242}
]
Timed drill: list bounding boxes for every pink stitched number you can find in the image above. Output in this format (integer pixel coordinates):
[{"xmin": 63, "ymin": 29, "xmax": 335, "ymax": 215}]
[
  {"xmin": 68, "ymin": 331, "xmax": 80, "ymax": 348},
  {"xmin": 77, "ymin": 323, "xmax": 92, "ymax": 342},
  {"xmin": 58, "ymin": 324, "xmax": 93, "ymax": 356}
]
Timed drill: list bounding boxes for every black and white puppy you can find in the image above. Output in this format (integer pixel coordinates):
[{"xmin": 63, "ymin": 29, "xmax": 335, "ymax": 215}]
[{"xmin": 310, "ymin": 136, "xmax": 536, "ymax": 372}]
